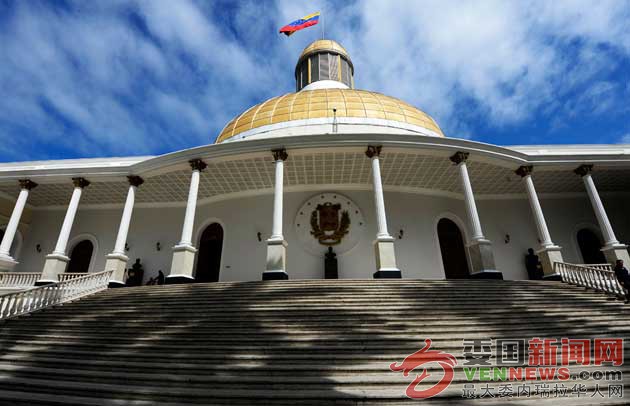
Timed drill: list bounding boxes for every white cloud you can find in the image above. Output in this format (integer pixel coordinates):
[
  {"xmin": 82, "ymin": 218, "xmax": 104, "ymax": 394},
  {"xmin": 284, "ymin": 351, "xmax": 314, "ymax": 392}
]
[{"xmin": 0, "ymin": 0, "xmax": 628, "ymax": 161}]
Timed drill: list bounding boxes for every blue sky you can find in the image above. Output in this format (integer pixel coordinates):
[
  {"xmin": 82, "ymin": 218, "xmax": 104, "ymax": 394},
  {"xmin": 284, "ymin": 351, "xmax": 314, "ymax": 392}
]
[{"xmin": 0, "ymin": 0, "xmax": 629, "ymax": 163}]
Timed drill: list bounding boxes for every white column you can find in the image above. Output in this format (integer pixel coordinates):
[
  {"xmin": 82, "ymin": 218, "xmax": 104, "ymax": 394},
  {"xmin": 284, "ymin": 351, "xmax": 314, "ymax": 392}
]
[
  {"xmin": 575, "ymin": 164, "xmax": 629, "ymax": 265},
  {"xmin": 576, "ymin": 166, "xmax": 618, "ymax": 246},
  {"xmin": 52, "ymin": 178, "xmax": 89, "ymax": 256},
  {"xmin": 517, "ymin": 167, "xmax": 554, "ymax": 247},
  {"xmin": 39, "ymin": 177, "xmax": 90, "ymax": 284},
  {"xmin": 167, "ymin": 159, "xmax": 206, "ymax": 284},
  {"xmin": 366, "ymin": 146, "xmax": 400, "ymax": 278},
  {"xmin": 179, "ymin": 166, "xmax": 202, "ymax": 247},
  {"xmin": 451, "ymin": 153, "xmax": 484, "ymax": 241},
  {"xmin": 270, "ymin": 150, "xmax": 286, "ymax": 241},
  {"xmin": 113, "ymin": 177, "xmax": 142, "ymax": 255},
  {"xmin": 0, "ymin": 180, "xmax": 37, "ymax": 270},
  {"xmin": 450, "ymin": 152, "xmax": 499, "ymax": 278},
  {"xmin": 368, "ymin": 146, "xmax": 392, "ymax": 239},
  {"xmin": 517, "ymin": 166, "xmax": 563, "ymax": 278},
  {"xmin": 105, "ymin": 176, "xmax": 143, "ymax": 287},
  {"xmin": 263, "ymin": 149, "xmax": 289, "ymax": 280}
]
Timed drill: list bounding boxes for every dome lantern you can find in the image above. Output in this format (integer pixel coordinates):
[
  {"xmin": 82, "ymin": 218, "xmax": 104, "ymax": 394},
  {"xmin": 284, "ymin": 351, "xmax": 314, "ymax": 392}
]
[{"xmin": 295, "ymin": 40, "xmax": 354, "ymax": 91}]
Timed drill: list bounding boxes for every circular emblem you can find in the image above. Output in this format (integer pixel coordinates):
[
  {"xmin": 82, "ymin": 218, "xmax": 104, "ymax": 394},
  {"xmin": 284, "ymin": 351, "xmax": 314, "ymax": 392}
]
[{"xmin": 294, "ymin": 193, "xmax": 365, "ymax": 256}]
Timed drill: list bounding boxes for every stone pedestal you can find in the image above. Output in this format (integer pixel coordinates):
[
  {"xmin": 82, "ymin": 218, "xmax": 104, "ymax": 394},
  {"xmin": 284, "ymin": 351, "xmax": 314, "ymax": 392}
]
[
  {"xmin": 0, "ymin": 254, "xmax": 18, "ymax": 272},
  {"xmin": 373, "ymin": 237, "xmax": 402, "ymax": 278},
  {"xmin": 166, "ymin": 244, "xmax": 197, "ymax": 284},
  {"xmin": 263, "ymin": 239, "xmax": 288, "ymax": 280},
  {"xmin": 602, "ymin": 244, "xmax": 630, "ymax": 265},
  {"xmin": 537, "ymin": 246, "xmax": 564, "ymax": 280},
  {"xmin": 37, "ymin": 254, "xmax": 70, "ymax": 285},
  {"xmin": 468, "ymin": 239, "xmax": 503, "ymax": 279},
  {"xmin": 105, "ymin": 253, "xmax": 130, "ymax": 288}
]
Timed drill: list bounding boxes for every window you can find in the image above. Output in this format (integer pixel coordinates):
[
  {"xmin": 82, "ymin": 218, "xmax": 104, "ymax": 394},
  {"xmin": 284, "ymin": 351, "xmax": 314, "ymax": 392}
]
[
  {"xmin": 320, "ymin": 53, "xmax": 330, "ymax": 80},
  {"xmin": 310, "ymin": 54, "xmax": 319, "ymax": 82}
]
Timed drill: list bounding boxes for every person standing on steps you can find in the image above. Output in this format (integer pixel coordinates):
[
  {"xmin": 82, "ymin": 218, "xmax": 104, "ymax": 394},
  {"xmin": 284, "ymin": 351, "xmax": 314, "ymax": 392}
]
[
  {"xmin": 613, "ymin": 260, "xmax": 630, "ymax": 298},
  {"xmin": 525, "ymin": 248, "xmax": 543, "ymax": 280},
  {"xmin": 157, "ymin": 270, "xmax": 165, "ymax": 285}
]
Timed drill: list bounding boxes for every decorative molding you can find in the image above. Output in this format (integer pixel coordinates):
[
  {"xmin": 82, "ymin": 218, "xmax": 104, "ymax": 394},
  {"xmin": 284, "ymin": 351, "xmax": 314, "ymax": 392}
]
[
  {"xmin": 271, "ymin": 148, "xmax": 288, "ymax": 161},
  {"xmin": 449, "ymin": 151, "xmax": 469, "ymax": 165},
  {"xmin": 189, "ymin": 159, "xmax": 208, "ymax": 172},
  {"xmin": 365, "ymin": 145, "xmax": 382, "ymax": 158},
  {"xmin": 127, "ymin": 175, "xmax": 144, "ymax": 187},
  {"xmin": 515, "ymin": 165, "xmax": 533, "ymax": 178},
  {"xmin": 72, "ymin": 177, "xmax": 90, "ymax": 189},
  {"xmin": 574, "ymin": 164, "xmax": 593, "ymax": 177},
  {"xmin": 18, "ymin": 179, "xmax": 38, "ymax": 190}
]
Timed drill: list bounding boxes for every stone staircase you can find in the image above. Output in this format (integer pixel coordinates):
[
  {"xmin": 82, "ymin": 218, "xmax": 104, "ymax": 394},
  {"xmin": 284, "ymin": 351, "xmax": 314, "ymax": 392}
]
[{"xmin": 0, "ymin": 279, "xmax": 627, "ymax": 405}]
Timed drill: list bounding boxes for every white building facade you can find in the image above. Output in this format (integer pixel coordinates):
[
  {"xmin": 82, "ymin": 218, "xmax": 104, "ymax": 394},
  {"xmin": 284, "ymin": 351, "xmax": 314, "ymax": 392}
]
[{"xmin": 0, "ymin": 40, "xmax": 628, "ymax": 286}]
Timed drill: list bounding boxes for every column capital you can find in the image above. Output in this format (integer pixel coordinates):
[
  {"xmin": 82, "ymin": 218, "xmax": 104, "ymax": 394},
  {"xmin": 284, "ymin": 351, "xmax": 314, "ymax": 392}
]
[
  {"xmin": 18, "ymin": 179, "xmax": 38, "ymax": 190},
  {"xmin": 449, "ymin": 151, "xmax": 469, "ymax": 165},
  {"xmin": 574, "ymin": 164, "xmax": 593, "ymax": 177},
  {"xmin": 189, "ymin": 159, "xmax": 207, "ymax": 172},
  {"xmin": 271, "ymin": 148, "xmax": 288, "ymax": 161},
  {"xmin": 72, "ymin": 177, "xmax": 90, "ymax": 189},
  {"xmin": 127, "ymin": 175, "xmax": 144, "ymax": 187},
  {"xmin": 515, "ymin": 165, "xmax": 533, "ymax": 178},
  {"xmin": 365, "ymin": 145, "xmax": 382, "ymax": 158}
]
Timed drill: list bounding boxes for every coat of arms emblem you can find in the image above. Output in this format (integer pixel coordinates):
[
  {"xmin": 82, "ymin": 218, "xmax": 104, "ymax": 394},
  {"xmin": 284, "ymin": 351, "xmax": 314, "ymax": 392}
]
[{"xmin": 310, "ymin": 202, "xmax": 351, "ymax": 245}]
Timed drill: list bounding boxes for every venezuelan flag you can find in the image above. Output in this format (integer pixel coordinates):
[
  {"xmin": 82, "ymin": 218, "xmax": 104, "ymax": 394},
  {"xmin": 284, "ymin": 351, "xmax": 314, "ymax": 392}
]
[{"xmin": 279, "ymin": 12, "xmax": 320, "ymax": 36}]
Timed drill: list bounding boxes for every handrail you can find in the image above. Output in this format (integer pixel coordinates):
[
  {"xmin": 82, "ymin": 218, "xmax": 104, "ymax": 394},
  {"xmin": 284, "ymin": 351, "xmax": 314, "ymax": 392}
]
[
  {"xmin": 0, "ymin": 270, "xmax": 113, "ymax": 320},
  {"xmin": 0, "ymin": 273, "xmax": 42, "ymax": 288},
  {"xmin": 578, "ymin": 263, "xmax": 613, "ymax": 271},
  {"xmin": 554, "ymin": 262, "xmax": 626, "ymax": 300},
  {"xmin": 58, "ymin": 273, "xmax": 88, "ymax": 282}
]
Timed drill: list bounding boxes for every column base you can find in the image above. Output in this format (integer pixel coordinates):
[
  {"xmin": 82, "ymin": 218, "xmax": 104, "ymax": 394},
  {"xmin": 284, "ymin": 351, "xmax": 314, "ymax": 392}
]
[
  {"xmin": 601, "ymin": 244, "xmax": 630, "ymax": 265},
  {"xmin": 37, "ymin": 253, "xmax": 70, "ymax": 285},
  {"xmin": 0, "ymin": 254, "xmax": 18, "ymax": 272},
  {"xmin": 467, "ymin": 239, "xmax": 502, "ymax": 279},
  {"xmin": 536, "ymin": 245, "xmax": 564, "ymax": 279},
  {"xmin": 262, "ymin": 270, "xmax": 289, "ymax": 280},
  {"xmin": 373, "ymin": 237, "xmax": 402, "ymax": 278},
  {"xmin": 470, "ymin": 270, "xmax": 504, "ymax": 280},
  {"xmin": 168, "ymin": 244, "xmax": 197, "ymax": 283},
  {"xmin": 264, "ymin": 239, "xmax": 288, "ymax": 280},
  {"xmin": 374, "ymin": 269, "xmax": 402, "ymax": 279},
  {"xmin": 108, "ymin": 281, "xmax": 127, "ymax": 288},
  {"xmin": 165, "ymin": 275, "xmax": 195, "ymax": 285},
  {"xmin": 104, "ymin": 253, "xmax": 129, "ymax": 287}
]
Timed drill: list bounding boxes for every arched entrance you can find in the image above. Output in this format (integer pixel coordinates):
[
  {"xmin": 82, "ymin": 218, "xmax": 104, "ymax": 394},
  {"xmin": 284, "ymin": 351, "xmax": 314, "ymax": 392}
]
[
  {"xmin": 437, "ymin": 218, "xmax": 470, "ymax": 279},
  {"xmin": 67, "ymin": 240, "xmax": 94, "ymax": 273},
  {"xmin": 195, "ymin": 223, "xmax": 223, "ymax": 283},
  {"xmin": 577, "ymin": 228, "xmax": 606, "ymax": 264}
]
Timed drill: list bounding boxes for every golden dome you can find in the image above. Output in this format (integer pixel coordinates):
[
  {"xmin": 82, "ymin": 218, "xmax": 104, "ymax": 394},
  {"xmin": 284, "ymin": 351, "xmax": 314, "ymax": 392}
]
[
  {"xmin": 216, "ymin": 89, "xmax": 444, "ymax": 143},
  {"xmin": 298, "ymin": 39, "xmax": 351, "ymax": 66}
]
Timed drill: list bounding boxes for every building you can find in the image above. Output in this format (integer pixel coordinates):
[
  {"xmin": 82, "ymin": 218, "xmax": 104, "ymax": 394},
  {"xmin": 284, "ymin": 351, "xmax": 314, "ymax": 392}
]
[{"xmin": 0, "ymin": 39, "xmax": 628, "ymax": 287}]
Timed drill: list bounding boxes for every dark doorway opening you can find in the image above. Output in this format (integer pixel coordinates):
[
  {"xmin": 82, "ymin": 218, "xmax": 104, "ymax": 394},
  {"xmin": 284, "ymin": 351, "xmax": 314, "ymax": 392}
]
[
  {"xmin": 0, "ymin": 229, "xmax": 14, "ymax": 255},
  {"xmin": 67, "ymin": 240, "xmax": 94, "ymax": 273},
  {"xmin": 577, "ymin": 228, "xmax": 606, "ymax": 264},
  {"xmin": 437, "ymin": 218, "xmax": 470, "ymax": 279},
  {"xmin": 195, "ymin": 223, "xmax": 223, "ymax": 283}
]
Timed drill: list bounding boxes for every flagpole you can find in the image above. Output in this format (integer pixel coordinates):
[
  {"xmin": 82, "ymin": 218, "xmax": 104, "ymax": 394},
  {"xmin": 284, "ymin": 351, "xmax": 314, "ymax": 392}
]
[{"xmin": 321, "ymin": 11, "xmax": 325, "ymax": 39}]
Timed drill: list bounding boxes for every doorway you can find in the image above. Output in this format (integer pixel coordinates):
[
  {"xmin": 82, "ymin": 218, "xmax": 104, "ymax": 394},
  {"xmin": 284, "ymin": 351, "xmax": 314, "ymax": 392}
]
[
  {"xmin": 577, "ymin": 228, "xmax": 606, "ymax": 264},
  {"xmin": 67, "ymin": 240, "xmax": 94, "ymax": 273},
  {"xmin": 195, "ymin": 223, "xmax": 224, "ymax": 283},
  {"xmin": 437, "ymin": 218, "xmax": 470, "ymax": 279}
]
